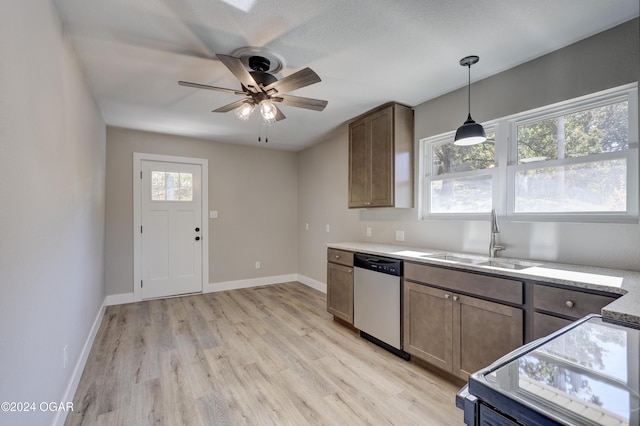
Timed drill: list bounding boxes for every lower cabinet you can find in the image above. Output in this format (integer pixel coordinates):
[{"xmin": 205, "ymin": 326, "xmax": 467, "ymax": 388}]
[
  {"xmin": 327, "ymin": 261, "xmax": 354, "ymax": 323},
  {"xmin": 404, "ymin": 280, "xmax": 523, "ymax": 380},
  {"xmin": 532, "ymin": 312, "xmax": 572, "ymax": 340},
  {"xmin": 532, "ymin": 284, "xmax": 618, "ymax": 340}
]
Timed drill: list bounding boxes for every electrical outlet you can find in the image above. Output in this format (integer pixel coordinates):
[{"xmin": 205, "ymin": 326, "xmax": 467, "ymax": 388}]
[
  {"xmin": 63, "ymin": 345, "xmax": 68, "ymax": 369},
  {"xmin": 395, "ymin": 230, "xmax": 405, "ymax": 242},
  {"xmin": 305, "ymin": 223, "xmax": 310, "ymax": 231},
  {"xmin": 326, "ymin": 224, "xmax": 330, "ymax": 233},
  {"xmin": 255, "ymin": 261, "xmax": 261, "ymax": 269},
  {"xmin": 366, "ymin": 227, "xmax": 372, "ymax": 237}
]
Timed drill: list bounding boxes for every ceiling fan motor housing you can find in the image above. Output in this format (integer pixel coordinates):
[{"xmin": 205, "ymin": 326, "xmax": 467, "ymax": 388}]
[
  {"xmin": 243, "ymin": 56, "xmax": 278, "ymax": 93},
  {"xmin": 249, "ymin": 55, "xmax": 271, "ymax": 72},
  {"xmin": 248, "ymin": 71, "xmax": 277, "ymax": 88}
]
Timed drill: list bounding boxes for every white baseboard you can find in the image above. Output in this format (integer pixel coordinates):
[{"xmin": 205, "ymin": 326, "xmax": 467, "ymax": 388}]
[
  {"xmin": 53, "ymin": 299, "xmax": 107, "ymax": 426},
  {"xmin": 205, "ymin": 274, "xmax": 298, "ymax": 293},
  {"xmin": 297, "ymin": 274, "xmax": 327, "ymax": 293},
  {"xmin": 103, "ymin": 274, "xmax": 327, "ymax": 306},
  {"xmin": 105, "ymin": 292, "xmax": 134, "ymax": 306}
]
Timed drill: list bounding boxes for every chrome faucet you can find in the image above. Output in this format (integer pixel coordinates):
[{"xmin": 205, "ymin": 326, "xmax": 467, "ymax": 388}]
[{"xmin": 489, "ymin": 209, "xmax": 505, "ymax": 258}]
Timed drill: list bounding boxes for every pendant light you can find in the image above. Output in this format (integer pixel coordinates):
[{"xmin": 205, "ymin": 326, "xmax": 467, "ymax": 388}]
[{"xmin": 454, "ymin": 55, "xmax": 486, "ymax": 146}]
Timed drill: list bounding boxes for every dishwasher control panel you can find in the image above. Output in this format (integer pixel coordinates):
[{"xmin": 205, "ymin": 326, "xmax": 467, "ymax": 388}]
[{"xmin": 354, "ymin": 253, "xmax": 402, "ymax": 276}]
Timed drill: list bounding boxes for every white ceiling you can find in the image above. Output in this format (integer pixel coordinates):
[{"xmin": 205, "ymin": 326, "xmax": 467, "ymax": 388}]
[{"xmin": 53, "ymin": 0, "xmax": 639, "ymax": 151}]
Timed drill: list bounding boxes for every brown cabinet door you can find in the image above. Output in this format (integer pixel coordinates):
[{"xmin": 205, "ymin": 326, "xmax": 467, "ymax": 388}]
[
  {"xmin": 532, "ymin": 312, "xmax": 573, "ymax": 340},
  {"xmin": 368, "ymin": 107, "xmax": 394, "ymax": 207},
  {"xmin": 453, "ymin": 294, "xmax": 523, "ymax": 380},
  {"xmin": 348, "ymin": 119, "xmax": 369, "ymax": 208},
  {"xmin": 403, "ymin": 281, "xmax": 453, "ymax": 372},
  {"xmin": 327, "ymin": 262, "xmax": 354, "ymax": 323}
]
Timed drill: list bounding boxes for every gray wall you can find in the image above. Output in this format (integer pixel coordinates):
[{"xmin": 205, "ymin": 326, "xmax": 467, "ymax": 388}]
[
  {"xmin": 106, "ymin": 127, "xmax": 299, "ymax": 296},
  {"xmin": 297, "ymin": 18, "xmax": 640, "ymax": 285},
  {"xmin": 0, "ymin": 2, "xmax": 107, "ymax": 425}
]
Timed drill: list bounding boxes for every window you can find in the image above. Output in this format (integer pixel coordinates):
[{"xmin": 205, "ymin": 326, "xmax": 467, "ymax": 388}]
[
  {"xmin": 510, "ymin": 96, "xmax": 633, "ymax": 216},
  {"xmin": 423, "ymin": 128, "xmax": 496, "ymax": 215},
  {"xmin": 151, "ymin": 171, "xmax": 193, "ymax": 201},
  {"xmin": 421, "ymin": 83, "xmax": 638, "ymax": 222}
]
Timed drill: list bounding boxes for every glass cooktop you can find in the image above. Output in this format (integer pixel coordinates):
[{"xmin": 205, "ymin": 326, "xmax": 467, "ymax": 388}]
[{"xmin": 472, "ymin": 316, "xmax": 639, "ymax": 425}]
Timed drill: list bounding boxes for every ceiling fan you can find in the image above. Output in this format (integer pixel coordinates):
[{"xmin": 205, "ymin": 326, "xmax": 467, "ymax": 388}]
[{"xmin": 179, "ymin": 53, "xmax": 328, "ymax": 124}]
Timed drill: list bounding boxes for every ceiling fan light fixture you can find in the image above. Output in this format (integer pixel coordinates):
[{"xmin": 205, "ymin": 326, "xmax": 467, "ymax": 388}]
[
  {"xmin": 259, "ymin": 99, "xmax": 277, "ymax": 124},
  {"xmin": 234, "ymin": 102, "xmax": 255, "ymax": 121},
  {"xmin": 454, "ymin": 55, "xmax": 487, "ymax": 146}
]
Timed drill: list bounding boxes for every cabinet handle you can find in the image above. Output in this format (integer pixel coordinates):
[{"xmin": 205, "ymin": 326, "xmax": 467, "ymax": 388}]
[
  {"xmin": 453, "ymin": 295, "xmax": 459, "ymax": 302},
  {"xmin": 335, "ymin": 255, "xmax": 341, "ymax": 259},
  {"xmin": 565, "ymin": 300, "xmax": 575, "ymax": 308},
  {"xmin": 444, "ymin": 294, "xmax": 450, "ymax": 299},
  {"xmin": 348, "ymin": 269, "xmax": 353, "ymax": 274}
]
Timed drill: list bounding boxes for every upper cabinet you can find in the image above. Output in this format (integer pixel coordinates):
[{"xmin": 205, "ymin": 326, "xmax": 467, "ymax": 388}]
[{"xmin": 348, "ymin": 103, "xmax": 414, "ymax": 208}]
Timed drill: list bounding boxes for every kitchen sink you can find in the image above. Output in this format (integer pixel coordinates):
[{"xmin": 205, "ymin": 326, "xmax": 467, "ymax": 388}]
[
  {"xmin": 421, "ymin": 253, "xmax": 540, "ymax": 270},
  {"xmin": 476, "ymin": 260, "xmax": 540, "ymax": 270},
  {"xmin": 420, "ymin": 253, "xmax": 488, "ymax": 264}
]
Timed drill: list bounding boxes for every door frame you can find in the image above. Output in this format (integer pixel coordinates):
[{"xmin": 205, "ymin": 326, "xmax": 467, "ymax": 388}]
[{"xmin": 133, "ymin": 152, "xmax": 209, "ymax": 302}]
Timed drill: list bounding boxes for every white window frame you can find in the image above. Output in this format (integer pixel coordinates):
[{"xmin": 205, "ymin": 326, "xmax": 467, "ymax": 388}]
[
  {"xmin": 420, "ymin": 83, "xmax": 638, "ymax": 223},
  {"xmin": 421, "ymin": 124, "xmax": 499, "ymax": 220},
  {"xmin": 506, "ymin": 84, "xmax": 638, "ymax": 223}
]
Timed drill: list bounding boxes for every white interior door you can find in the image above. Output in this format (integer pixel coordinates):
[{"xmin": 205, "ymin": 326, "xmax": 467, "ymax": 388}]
[{"xmin": 140, "ymin": 160, "xmax": 202, "ymax": 299}]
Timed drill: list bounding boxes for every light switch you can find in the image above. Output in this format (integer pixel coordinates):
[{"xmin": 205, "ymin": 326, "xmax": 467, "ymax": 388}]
[
  {"xmin": 209, "ymin": 210, "xmax": 218, "ymax": 219},
  {"xmin": 305, "ymin": 223, "xmax": 310, "ymax": 231},
  {"xmin": 395, "ymin": 230, "xmax": 405, "ymax": 242},
  {"xmin": 326, "ymin": 224, "xmax": 330, "ymax": 233},
  {"xmin": 366, "ymin": 227, "xmax": 372, "ymax": 237}
]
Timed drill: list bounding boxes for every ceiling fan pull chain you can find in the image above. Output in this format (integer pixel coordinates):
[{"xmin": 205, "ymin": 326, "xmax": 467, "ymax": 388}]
[{"xmin": 258, "ymin": 117, "xmax": 262, "ymax": 142}]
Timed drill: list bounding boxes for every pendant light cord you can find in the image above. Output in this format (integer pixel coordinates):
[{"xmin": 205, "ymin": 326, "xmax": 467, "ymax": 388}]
[{"xmin": 467, "ymin": 64, "xmax": 471, "ymax": 117}]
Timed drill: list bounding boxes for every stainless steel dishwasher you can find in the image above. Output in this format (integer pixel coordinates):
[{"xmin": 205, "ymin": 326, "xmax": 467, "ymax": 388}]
[{"xmin": 353, "ymin": 253, "xmax": 409, "ymax": 360}]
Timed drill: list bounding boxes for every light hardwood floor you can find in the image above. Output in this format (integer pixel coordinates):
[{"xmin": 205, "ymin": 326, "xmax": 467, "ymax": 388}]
[{"xmin": 66, "ymin": 282, "xmax": 463, "ymax": 425}]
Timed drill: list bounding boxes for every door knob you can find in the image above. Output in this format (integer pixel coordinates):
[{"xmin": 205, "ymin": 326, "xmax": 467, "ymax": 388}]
[
  {"xmin": 195, "ymin": 227, "xmax": 200, "ymax": 232},
  {"xmin": 195, "ymin": 236, "xmax": 200, "ymax": 241}
]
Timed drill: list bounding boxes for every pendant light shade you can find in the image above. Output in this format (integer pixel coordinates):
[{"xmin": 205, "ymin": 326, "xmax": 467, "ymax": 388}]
[
  {"xmin": 454, "ymin": 55, "xmax": 486, "ymax": 146},
  {"xmin": 455, "ymin": 114, "xmax": 486, "ymax": 146}
]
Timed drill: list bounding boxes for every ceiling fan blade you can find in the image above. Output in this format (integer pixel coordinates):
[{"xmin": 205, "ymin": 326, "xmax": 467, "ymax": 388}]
[
  {"xmin": 216, "ymin": 54, "xmax": 260, "ymax": 93},
  {"xmin": 178, "ymin": 80, "xmax": 241, "ymax": 95},
  {"xmin": 273, "ymin": 94, "xmax": 328, "ymax": 111},
  {"xmin": 263, "ymin": 67, "xmax": 321, "ymax": 94},
  {"xmin": 275, "ymin": 106, "xmax": 286, "ymax": 122},
  {"xmin": 212, "ymin": 99, "xmax": 250, "ymax": 113}
]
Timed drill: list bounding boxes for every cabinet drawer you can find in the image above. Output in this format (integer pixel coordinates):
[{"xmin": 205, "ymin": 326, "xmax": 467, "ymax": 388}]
[
  {"xmin": 404, "ymin": 262, "xmax": 523, "ymax": 305},
  {"xmin": 533, "ymin": 284, "xmax": 616, "ymax": 319},
  {"xmin": 532, "ymin": 312, "xmax": 573, "ymax": 340},
  {"xmin": 327, "ymin": 248, "xmax": 354, "ymax": 267}
]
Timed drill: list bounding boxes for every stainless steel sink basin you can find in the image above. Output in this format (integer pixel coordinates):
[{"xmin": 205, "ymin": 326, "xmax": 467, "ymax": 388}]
[
  {"xmin": 421, "ymin": 252, "xmax": 540, "ymax": 270},
  {"xmin": 477, "ymin": 260, "xmax": 540, "ymax": 270},
  {"xmin": 420, "ymin": 253, "xmax": 487, "ymax": 264}
]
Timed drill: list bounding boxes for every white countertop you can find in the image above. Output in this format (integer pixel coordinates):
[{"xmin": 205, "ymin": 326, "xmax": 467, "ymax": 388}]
[{"xmin": 328, "ymin": 242, "xmax": 640, "ymax": 326}]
